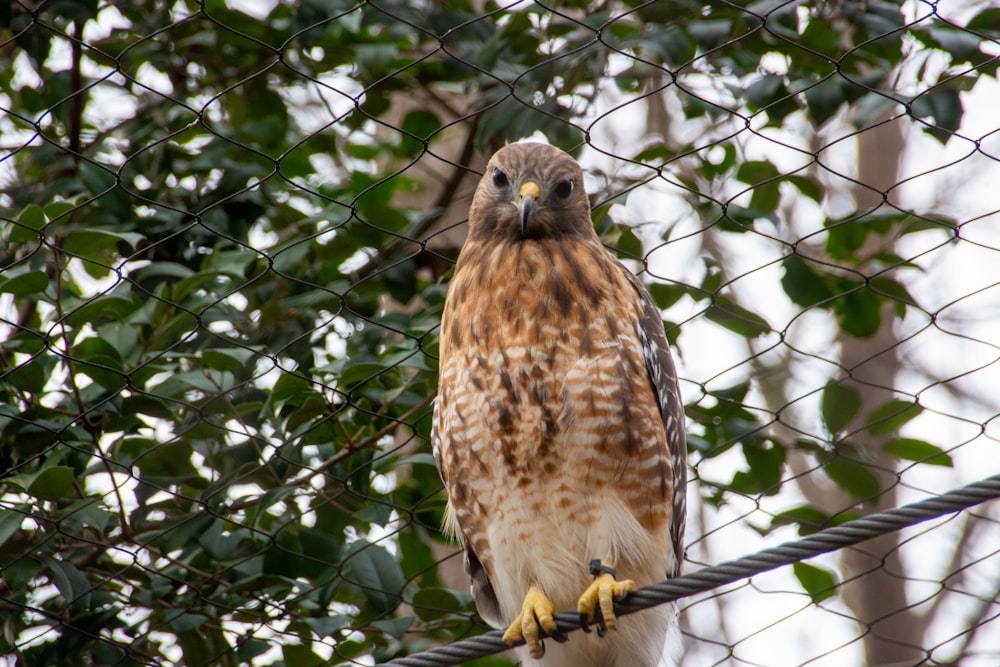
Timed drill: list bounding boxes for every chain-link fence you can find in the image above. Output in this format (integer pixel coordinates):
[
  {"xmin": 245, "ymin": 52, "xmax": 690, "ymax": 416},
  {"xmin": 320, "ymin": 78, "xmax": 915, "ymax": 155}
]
[{"xmin": 2, "ymin": 1, "xmax": 999, "ymax": 666}]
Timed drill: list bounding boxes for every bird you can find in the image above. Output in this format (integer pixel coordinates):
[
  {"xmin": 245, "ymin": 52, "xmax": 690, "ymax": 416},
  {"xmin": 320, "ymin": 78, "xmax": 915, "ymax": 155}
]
[{"xmin": 432, "ymin": 142, "xmax": 686, "ymax": 667}]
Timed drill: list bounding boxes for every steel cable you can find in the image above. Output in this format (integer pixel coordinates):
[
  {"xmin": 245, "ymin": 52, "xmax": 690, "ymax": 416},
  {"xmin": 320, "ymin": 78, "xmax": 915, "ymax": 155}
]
[{"xmin": 379, "ymin": 474, "xmax": 1000, "ymax": 666}]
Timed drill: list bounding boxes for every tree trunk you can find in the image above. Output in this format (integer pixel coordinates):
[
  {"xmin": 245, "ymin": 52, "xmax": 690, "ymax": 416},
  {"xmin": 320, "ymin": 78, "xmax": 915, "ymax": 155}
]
[
  {"xmin": 836, "ymin": 117, "xmax": 929, "ymax": 665},
  {"xmin": 835, "ymin": 306, "xmax": 926, "ymax": 666}
]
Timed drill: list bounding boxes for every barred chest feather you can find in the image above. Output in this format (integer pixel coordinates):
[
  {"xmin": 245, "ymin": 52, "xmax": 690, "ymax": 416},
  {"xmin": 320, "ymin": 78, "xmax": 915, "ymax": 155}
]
[{"xmin": 441, "ymin": 240, "xmax": 656, "ymax": 471}]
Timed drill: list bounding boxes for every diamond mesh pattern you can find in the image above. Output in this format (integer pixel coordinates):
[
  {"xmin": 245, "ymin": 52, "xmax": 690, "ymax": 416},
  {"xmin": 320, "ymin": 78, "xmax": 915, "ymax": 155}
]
[{"xmin": 1, "ymin": 2, "xmax": 998, "ymax": 666}]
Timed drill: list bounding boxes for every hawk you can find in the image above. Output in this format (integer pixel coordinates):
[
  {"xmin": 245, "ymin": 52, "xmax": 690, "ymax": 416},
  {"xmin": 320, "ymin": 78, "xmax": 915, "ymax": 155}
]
[{"xmin": 432, "ymin": 142, "xmax": 686, "ymax": 667}]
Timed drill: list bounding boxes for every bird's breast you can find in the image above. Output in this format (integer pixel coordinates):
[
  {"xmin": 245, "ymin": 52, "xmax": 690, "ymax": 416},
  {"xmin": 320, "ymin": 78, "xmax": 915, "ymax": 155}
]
[
  {"xmin": 444, "ymin": 240, "xmax": 621, "ymax": 348},
  {"xmin": 438, "ymin": 239, "xmax": 661, "ymax": 474}
]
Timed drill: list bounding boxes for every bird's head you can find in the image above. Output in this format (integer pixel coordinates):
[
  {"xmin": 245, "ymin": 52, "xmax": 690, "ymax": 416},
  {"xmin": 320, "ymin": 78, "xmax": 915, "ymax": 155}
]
[{"xmin": 467, "ymin": 143, "xmax": 595, "ymax": 243}]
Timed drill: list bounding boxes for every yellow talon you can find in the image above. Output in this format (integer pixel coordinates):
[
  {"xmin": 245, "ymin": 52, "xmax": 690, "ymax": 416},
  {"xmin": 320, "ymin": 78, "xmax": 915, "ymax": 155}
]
[
  {"xmin": 502, "ymin": 584, "xmax": 560, "ymax": 658},
  {"xmin": 577, "ymin": 571, "xmax": 635, "ymax": 633}
]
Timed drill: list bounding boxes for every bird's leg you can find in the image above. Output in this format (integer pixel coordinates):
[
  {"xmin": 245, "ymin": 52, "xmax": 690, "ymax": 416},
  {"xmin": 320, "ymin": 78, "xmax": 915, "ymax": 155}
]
[
  {"xmin": 502, "ymin": 583, "xmax": 568, "ymax": 658},
  {"xmin": 577, "ymin": 558, "xmax": 635, "ymax": 636}
]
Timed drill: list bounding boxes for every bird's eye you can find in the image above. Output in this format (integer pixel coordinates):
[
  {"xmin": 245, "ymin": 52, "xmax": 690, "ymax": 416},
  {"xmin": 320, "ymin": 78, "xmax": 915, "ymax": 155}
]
[
  {"xmin": 492, "ymin": 168, "xmax": 509, "ymax": 188},
  {"xmin": 554, "ymin": 179, "xmax": 574, "ymax": 199}
]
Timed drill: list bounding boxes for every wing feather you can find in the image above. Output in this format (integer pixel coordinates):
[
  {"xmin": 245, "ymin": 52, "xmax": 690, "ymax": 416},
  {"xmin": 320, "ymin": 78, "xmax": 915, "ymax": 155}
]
[
  {"xmin": 624, "ymin": 271, "xmax": 687, "ymax": 576},
  {"xmin": 432, "ymin": 401, "xmax": 503, "ymax": 625}
]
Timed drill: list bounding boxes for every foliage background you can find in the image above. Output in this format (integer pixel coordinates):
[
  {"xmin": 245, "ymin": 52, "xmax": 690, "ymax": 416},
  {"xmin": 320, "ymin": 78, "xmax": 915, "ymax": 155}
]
[{"xmin": 1, "ymin": 1, "xmax": 999, "ymax": 665}]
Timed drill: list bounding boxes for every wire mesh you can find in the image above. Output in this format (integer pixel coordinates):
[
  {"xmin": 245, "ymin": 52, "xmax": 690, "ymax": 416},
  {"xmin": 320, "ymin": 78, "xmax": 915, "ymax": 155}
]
[{"xmin": 1, "ymin": 1, "xmax": 999, "ymax": 666}]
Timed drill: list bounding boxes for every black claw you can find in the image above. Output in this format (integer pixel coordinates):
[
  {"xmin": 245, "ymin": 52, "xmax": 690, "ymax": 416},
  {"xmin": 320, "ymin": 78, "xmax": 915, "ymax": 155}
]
[
  {"xmin": 538, "ymin": 640, "xmax": 545, "ymax": 657},
  {"xmin": 588, "ymin": 607, "xmax": 607, "ymax": 637},
  {"xmin": 532, "ymin": 611, "xmax": 567, "ymax": 645},
  {"xmin": 581, "ymin": 608, "xmax": 610, "ymax": 637}
]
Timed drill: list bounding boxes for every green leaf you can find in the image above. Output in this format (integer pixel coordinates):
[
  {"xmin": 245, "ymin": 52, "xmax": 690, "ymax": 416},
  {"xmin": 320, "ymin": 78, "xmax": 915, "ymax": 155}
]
[
  {"xmin": 344, "ymin": 539, "xmax": 405, "ymax": 614},
  {"xmin": 298, "ymin": 526, "xmax": 342, "ymax": 578},
  {"xmin": 177, "ymin": 622, "xmax": 236, "ymax": 667},
  {"xmin": 700, "ymin": 264, "xmax": 722, "ymax": 294},
  {"xmin": 28, "ymin": 465, "xmax": 76, "ymax": 501},
  {"xmin": 782, "ymin": 256, "xmax": 835, "ymax": 308},
  {"xmin": 744, "ymin": 74, "xmax": 797, "ymax": 124},
  {"xmin": 168, "ymin": 613, "xmax": 210, "ymax": 634},
  {"xmin": 799, "ymin": 17, "xmax": 841, "ymax": 57},
  {"xmin": 56, "ymin": 499, "xmax": 113, "ymax": 533},
  {"xmin": 61, "ymin": 229, "xmax": 144, "ymax": 263},
  {"xmin": 45, "ymin": 0, "xmax": 99, "ymax": 22},
  {"xmin": 770, "ymin": 506, "xmax": 830, "ymax": 536},
  {"xmin": 372, "ymin": 616, "xmax": 414, "ymax": 639},
  {"xmin": 804, "ymin": 77, "xmax": 847, "ymax": 124},
  {"xmin": 1, "ymin": 556, "xmax": 39, "ymax": 593},
  {"xmin": 303, "ymin": 614, "xmax": 351, "ymax": 638},
  {"xmin": 633, "ymin": 142, "xmax": 671, "ymax": 163},
  {"xmin": 154, "ymin": 369, "xmax": 236, "ymax": 397},
  {"xmin": 911, "ymin": 85, "xmax": 963, "ymax": 144},
  {"xmin": 610, "ymin": 226, "xmax": 642, "ymax": 258},
  {"xmin": 0, "ymin": 509, "xmax": 25, "ymax": 547},
  {"xmin": 63, "ymin": 295, "xmax": 136, "ymax": 328},
  {"xmin": 648, "ymin": 283, "xmax": 687, "ymax": 310},
  {"xmin": 967, "ymin": 8, "xmax": 1000, "ymax": 38},
  {"xmin": 870, "ymin": 276, "xmax": 917, "ymax": 316},
  {"xmin": 121, "ymin": 395, "xmax": 173, "ymax": 420},
  {"xmin": 338, "ymin": 362, "xmax": 390, "ymax": 388},
  {"xmin": 917, "ymin": 25, "xmax": 984, "ymax": 62},
  {"xmin": 263, "ymin": 527, "xmax": 302, "ymax": 577},
  {"xmin": 731, "ymin": 441, "xmax": 785, "ymax": 495},
  {"xmin": 70, "ymin": 337, "xmax": 127, "ymax": 390},
  {"xmin": 412, "ymin": 587, "xmax": 472, "ymax": 621},
  {"xmin": 201, "ymin": 347, "xmax": 259, "ymax": 372},
  {"xmin": 136, "ymin": 261, "xmax": 195, "ymax": 283},
  {"xmin": 736, "ymin": 160, "xmax": 780, "ymax": 184},
  {"xmin": 203, "ymin": 250, "xmax": 256, "ymax": 279},
  {"xmin": 0, "ymin": 271, "xmax": 49, "ymax": 297},
  {"xmin": 900, "ymin": 214, "xmax": 958, "ymax": 236},
  {"xmin": 43, "ymin": 555, "xmax": 92, "ymax": 613},
  {"xmin": 44, "ymin": 199, "xmax": 79, "ymax": 221},
  {"xmin": 10, "ymin": 204, "xmax": 47, "ymax": 243},
  {"xmin": 721, "ymin": 204, "xmax": 762, "ymax": 232},
  {"xmin": 866, "ymin": 399, "xmax": 923, "ymax": 436},
  {"xmin": 884, "ymin": 438, "xmax": 952, "ymax": 467},
  {"xmin": 821, "ymin": 383, "xmax": 861, "ymax": 434},
  {"xmin": 825, "ymin": 219, "xmax": 868, "ymax": 259},
  {"xmin": 399, "ymin": 109, "xmax": 442, "ymax": 158},
  {"xmin": 705, "ymin": 295, "xmax": 770, "ymax": 338},
  {"xmin": 282, "ymin": 645, "xmax": 325, "ymax": 667},
  {"xmin": 750, "ymin": 182, "xmax": 780, "ymax": 213},
  {"xmin": 793, "ymin": 561, "xmax": 838, "ymax": 604},
  {"xmin": 271, "ymin": 371, "xmax": 314, "ymax": 407},
  {"xmin": 822, "ymin": 452, "xmax": 880, "ymax": 500},
  {"xmin": 835, "ymin": 288, "xmax": 882, "ymax": 338},
  {"xmin": 153, "ymin": 511, "xmax": 215, "ymax": 553},
  {"xmin": 786, "ymin": 175, "xmax": 822, "ymax": 202},
  {"xmin": 3, "ymin": 356, "xmax": 50, "ymax": 393}
]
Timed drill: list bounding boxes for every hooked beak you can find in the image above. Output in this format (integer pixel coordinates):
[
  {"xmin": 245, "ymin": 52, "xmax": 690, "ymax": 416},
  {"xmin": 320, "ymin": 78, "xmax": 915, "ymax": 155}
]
[{"xmin": 518, "ymin": 180, "xmax": 540, "ymax": 236}]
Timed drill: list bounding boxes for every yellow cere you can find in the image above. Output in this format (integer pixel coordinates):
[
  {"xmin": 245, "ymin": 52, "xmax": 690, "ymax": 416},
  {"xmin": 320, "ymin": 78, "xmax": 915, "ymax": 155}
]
[{"xmin": 519, "ymin": 180, "xmax": 541, "ymax": 200}]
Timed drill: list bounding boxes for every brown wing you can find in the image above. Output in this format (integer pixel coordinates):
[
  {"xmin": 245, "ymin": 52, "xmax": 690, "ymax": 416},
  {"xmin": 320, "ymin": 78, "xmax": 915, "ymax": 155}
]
[
  {"xmin": 432, "ymin": 368, "xmax": 503, "ymax": 626},
  {"xmin": 624, "ymin": 270, "xmax": 687, "ymax": 575}
]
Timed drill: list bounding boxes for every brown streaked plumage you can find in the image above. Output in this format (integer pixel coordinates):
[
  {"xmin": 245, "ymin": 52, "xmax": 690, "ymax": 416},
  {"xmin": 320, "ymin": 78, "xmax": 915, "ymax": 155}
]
[{"xmin": 432, "ymin": 142, "xmax": 686, "ymax": 667}]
